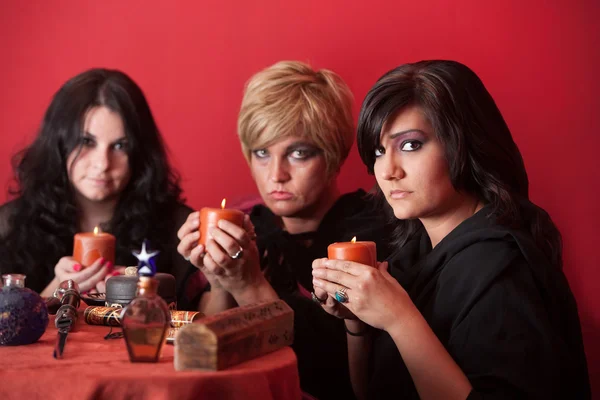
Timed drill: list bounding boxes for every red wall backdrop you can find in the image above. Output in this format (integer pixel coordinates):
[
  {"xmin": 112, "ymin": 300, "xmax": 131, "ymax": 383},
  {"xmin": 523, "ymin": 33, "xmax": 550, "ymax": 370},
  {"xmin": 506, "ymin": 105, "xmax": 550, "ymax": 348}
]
[{"xmin": 1, "ymin": 0, "xmax": 598, "ymax": 392}]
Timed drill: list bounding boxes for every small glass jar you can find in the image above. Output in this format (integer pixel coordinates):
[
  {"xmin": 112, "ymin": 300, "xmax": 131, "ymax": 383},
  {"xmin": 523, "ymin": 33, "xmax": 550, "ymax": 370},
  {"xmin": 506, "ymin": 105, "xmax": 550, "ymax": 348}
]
[
  {"xmin": 121, "ymin": 276, "xmax": 170, "ymax": 362},
  {"xmin": 0, "ymin": 274, "xmax": 49, "ymax": 345}
]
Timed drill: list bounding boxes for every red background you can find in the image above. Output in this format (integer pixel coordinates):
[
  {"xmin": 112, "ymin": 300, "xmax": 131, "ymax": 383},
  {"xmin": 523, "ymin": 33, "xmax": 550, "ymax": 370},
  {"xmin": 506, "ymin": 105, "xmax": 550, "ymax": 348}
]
[{"xmin": 1, "ymin": 0, "xmax": 598, "ymax": 392}]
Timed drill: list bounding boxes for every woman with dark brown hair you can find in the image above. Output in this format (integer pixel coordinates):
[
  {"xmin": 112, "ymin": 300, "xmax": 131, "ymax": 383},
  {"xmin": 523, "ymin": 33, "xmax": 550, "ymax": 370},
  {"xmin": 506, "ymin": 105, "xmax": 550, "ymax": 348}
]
[
  {"xmin": 312, "ymin": 60, "xmax": 590, "ymax": 399},
  {"xmin": 0, "ymin": 69, "xmax": 197, "ymax": 308}
]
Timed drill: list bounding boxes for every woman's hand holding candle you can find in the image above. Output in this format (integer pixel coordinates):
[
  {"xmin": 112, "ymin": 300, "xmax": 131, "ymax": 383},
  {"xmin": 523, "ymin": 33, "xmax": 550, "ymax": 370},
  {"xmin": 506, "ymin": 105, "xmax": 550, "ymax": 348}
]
[
  {"xmin": 311, "ymin": 236, "xmax": 377, "ymax": 316},
  {"xmin": 311, "ymin": 257, "xmax": 360, "ymax": 321},
  {"xmin": 198, "ymin": 199, "xmax": 245, "ymax": 247},
  {"xmin": 203, "ymin": 215, "xmax": 277, "ymax": 305},
  {"xmin": 178, "ymin": 199, "xmax": 248, "ymax": 289},
  {"xmin": 177, "ymin": 199, "xmax": 277, "ymax": 309},
  {"xmin": 202, "ymin": 216, "xmax": 258, "ymax": 283},
  {"xmin": 176, "ymin": 211, "xmax": 201, "ymax": 258},
  {"xmin": 312, "ymin": 258, "xmax": 415, "ymax": 331},
  {"xmin": 177, "ymin": 211, "xmax": 224, "ymax": 290},
  {"xmin": 41, "ymin": 256, "xmax": 115, "ymax": 297},
  {"xmin": 312, "ymin": 278, "xmax": 358, "ymax": 320},
  {"xmin": 73, "ymin": 227, "xmax": 116, "ymax": 268},
  {"xmin": 311, "ymin": 237, "xmax": 414, "ymax": 331}
]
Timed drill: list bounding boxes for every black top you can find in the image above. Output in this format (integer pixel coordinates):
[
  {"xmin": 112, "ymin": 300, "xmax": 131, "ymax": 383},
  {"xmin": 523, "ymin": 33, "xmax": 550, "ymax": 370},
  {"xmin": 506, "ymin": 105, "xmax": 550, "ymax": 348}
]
[
  {"xmin": 250, "ymin": 189, "xmax": 394, "ymax": 400},
  {"xmin": 0, "ymin": 200, "xmax": 199, "ymax": 310},
  {"xmin": 368, "ymin": 203, "xmax": 590, "ymax": 399}
]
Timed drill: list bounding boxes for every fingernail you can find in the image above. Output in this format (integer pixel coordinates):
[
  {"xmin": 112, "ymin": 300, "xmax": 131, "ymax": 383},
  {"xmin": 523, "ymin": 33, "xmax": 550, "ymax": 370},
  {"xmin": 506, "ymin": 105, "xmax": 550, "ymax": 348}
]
[
  {"xmin": 111, "ymin": 271, "xmax": 120, "ymax": 276},
  {"xmin": 73, "ymin": 264, "xmax": 82, "ymax": 272},
  {"xmin": 313, "ymin": 279, "xmax": 321, "ymax": 287},
  {"xmin": 312, "ymin": 269, "xmax": 323, "ymax": 277},
  {"xmin": 106, "ymin": 261, "xmax": 114, "ymax": 272},
  {"xmin": 99, "ymin": 257, "xmax": 105, "ymax": 264},
  {"xmin": 192, "ymin": 218, "xmax": 199, "ymax": 228}
]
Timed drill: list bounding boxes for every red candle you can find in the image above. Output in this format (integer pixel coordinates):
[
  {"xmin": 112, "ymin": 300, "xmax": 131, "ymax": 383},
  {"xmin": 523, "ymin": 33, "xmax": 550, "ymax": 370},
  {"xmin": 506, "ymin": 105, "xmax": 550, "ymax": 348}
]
[
  {"xmin": 327, "ymin": 237, "xmax": 377, "ymax": 267},
  {"xmin": 199, "ymin": 198, "xmax": 245, "ymax": 246},
  {"xmin": 73, "ymin": 227, "xmax": 116, "ymax": 268}
]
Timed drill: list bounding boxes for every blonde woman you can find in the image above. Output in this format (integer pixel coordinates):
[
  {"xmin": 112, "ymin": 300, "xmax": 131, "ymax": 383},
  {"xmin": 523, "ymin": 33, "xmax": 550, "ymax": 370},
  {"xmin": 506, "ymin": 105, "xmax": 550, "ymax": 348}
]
[{"xmin": 178, "ymin": 61, "xmax": 392, "ymax": 399}]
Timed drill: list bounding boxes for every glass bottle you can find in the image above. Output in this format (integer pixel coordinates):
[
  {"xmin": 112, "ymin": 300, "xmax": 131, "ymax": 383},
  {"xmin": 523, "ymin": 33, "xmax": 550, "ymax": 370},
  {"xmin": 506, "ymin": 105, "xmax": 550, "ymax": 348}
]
[
  {"xmin": 121, "ymin": 276, "xmax": 170, "ymax": 362},
  {"xmin": 0, "ymin": 274, "xmax": 49, "ymax": 345}
]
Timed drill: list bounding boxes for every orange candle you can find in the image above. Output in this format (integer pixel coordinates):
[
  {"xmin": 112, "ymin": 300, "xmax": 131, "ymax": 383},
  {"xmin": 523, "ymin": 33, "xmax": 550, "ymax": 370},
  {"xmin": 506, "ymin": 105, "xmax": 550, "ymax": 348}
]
[
  {"xmin": 199, "ymin": 198, "xmax": 245, "ymax": 246},
  {"xmin": 73, "ymin": 227, "xmax": 116, "ymax": 268},
  {"xmin": 327, "ymin": 237, "xmax": 377, "ymax": 267}
]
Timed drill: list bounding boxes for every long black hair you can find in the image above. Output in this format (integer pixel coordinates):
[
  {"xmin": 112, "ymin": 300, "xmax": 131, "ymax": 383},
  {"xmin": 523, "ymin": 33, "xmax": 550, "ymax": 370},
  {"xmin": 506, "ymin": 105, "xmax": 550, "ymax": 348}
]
[
  {"xmin": 0, "ymin": 68, "xmax": 183, "ymax": 291},
  {"xmin": 357, "ymin": 60, "xmax": 562, "ymax": 268}
]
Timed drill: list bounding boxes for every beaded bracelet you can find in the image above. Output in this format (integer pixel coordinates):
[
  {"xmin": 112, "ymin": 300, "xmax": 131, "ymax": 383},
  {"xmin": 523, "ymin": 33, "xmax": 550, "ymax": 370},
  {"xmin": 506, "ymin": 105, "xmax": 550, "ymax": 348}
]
[{"xmin": 345, "ymin": 322, "xmax": 370, "ymax": 336}]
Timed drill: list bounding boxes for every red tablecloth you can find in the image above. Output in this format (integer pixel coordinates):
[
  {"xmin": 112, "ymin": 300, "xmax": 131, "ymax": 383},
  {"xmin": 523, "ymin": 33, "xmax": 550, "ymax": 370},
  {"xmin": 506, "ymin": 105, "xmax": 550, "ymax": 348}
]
[{"xmin": 0, "ymin": 318, "xmax": 302, "ymax": 400}]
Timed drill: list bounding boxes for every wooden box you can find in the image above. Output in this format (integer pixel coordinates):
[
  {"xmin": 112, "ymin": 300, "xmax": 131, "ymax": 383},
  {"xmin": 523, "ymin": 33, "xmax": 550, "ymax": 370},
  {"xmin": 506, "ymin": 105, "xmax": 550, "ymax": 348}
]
[{"xmin": 173, "ymin": 299, "xmax": 294, "ymax": 371}]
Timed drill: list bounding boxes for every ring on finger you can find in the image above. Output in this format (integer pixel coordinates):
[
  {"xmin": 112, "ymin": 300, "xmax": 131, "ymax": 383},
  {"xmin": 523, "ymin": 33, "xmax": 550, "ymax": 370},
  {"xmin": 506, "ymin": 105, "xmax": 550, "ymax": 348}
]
[
  {"xmin": 334, "ymin": 287, "xmax": 349, "ymax": 303},
  {"xmin": 231, "ymin": 247, "xmax": 244, "ymax": 260},
  {"xmin": 311, "ymin": 292, "xmax": 326, "ymax": 305}
]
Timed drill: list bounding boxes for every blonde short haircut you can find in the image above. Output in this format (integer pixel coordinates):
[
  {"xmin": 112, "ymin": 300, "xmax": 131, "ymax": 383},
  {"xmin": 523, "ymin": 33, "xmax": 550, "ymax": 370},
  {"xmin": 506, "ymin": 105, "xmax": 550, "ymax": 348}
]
[{"xmin": 237, "ymin": 61, "xmax": 354, "ymax": 175}]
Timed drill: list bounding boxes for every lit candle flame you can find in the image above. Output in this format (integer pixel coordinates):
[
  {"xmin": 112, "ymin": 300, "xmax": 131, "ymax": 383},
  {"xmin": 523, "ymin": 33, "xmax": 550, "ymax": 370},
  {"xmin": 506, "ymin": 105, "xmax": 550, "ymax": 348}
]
[
  {"xmin": 94, "ymin": 226, "xmax": 100, "ymax": 235},
  {"xmin": 221, "ymin": 198, "xmax": 227, "ymax": 209},
  {"xmin": 351, "ymin": 236, "xmax": 357, "ymax": 243}
]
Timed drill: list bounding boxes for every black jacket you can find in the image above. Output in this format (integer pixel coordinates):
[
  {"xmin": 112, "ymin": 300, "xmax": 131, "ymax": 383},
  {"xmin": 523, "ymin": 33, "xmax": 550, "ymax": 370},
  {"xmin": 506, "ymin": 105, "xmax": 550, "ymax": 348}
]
[
  {"xmin": 368, "ymin": 203, "xmax": 590, "ymax": 399},
  {"xmin": 250, "ymin": 189, "xmax": 394, "ymax": 400}
]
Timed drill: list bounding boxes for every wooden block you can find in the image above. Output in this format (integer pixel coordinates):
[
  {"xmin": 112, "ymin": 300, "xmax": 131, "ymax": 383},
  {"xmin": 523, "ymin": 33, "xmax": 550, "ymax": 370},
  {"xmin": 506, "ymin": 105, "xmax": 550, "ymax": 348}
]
[{"xmin": 173, "ymin": 299, "xmax": 294, "ymax": 371}]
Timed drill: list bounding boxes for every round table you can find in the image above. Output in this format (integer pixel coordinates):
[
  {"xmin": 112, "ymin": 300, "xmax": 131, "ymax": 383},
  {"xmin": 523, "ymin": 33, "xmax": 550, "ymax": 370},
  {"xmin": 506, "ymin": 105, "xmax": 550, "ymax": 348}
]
[{"xmin": 0, "ymin": 318, "xmax": 302, "ymax": 400}]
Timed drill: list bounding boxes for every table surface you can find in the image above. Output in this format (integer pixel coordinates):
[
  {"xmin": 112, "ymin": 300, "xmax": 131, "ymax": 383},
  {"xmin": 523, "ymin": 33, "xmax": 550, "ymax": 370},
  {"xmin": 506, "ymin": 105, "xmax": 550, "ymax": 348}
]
[{"xmin": 0, "ymin": 317, "xmax": 302, "ymax": 400}]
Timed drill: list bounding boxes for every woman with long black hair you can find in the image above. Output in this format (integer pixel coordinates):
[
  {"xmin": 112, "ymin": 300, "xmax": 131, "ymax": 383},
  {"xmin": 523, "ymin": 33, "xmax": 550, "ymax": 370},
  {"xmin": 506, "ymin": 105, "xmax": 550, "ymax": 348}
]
[
  {"xmin": 0, "ymin": 69, "xmax": 197, "ymax": 308},
  {"xmin": 312, "ymin": 60, "xmax": 590, "ymax": 399}
]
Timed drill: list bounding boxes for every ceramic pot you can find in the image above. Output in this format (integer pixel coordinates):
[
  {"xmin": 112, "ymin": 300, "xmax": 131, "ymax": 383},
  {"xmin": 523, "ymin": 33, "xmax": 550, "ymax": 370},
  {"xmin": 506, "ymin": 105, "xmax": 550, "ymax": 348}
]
[{"xmin": 0, "ymin": 274, "xmax": 49, "ymax": 345}]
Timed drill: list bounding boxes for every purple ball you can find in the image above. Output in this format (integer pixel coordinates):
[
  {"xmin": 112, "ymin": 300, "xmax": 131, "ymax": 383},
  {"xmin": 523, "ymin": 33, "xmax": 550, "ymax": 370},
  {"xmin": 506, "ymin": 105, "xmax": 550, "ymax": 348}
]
[{"xmin": 0, "ymin": 285, "xmax": 49, "ymax": 345}]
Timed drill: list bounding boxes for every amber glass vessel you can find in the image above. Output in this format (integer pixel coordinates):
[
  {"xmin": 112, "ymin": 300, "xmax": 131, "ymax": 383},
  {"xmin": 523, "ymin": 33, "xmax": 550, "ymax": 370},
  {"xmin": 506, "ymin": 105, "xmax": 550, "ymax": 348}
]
[{"xmin": 121, "ymin": 276, "xmax": 169, "ymax": 362}]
